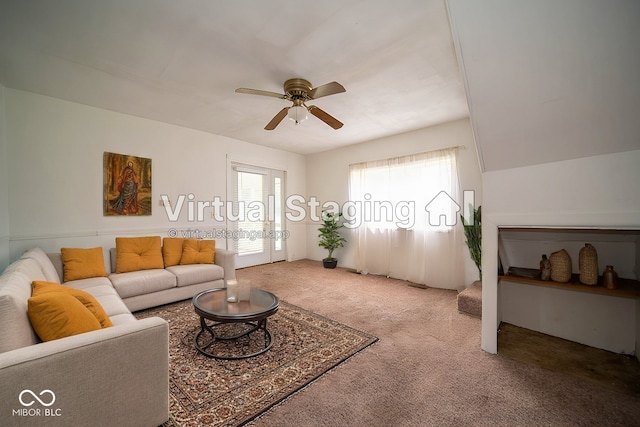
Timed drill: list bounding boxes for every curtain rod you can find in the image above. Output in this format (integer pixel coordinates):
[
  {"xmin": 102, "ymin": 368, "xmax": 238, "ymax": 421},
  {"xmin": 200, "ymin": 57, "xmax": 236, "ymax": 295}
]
[{"xmin": 349, "ymin": 145, "xmax": 466, "ymax": 168}]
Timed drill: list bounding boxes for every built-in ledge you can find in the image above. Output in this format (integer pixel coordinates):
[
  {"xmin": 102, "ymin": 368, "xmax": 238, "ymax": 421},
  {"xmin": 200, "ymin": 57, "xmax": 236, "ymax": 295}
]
[
  {"xmin": 499, "ymin": 274, "xmax": 640, "ymax": 299},
  {"xmin": 497, "ymin": 226, "xmax": 640, "ymax": 357}
]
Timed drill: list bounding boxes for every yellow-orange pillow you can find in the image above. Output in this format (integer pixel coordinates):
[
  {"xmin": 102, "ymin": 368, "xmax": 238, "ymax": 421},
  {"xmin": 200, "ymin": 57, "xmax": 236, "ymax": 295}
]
[
  {"xmin": 28, "ymin": 293, "xmax": 102, "ymax": 342},
  {"xmin": 61, "ymin": 247, "xmax": 108, "ymax": 282},
  {"xmin": 162, "ymin": 237, "xmax": 184, "ymax": 267},
  {"xmin": 32, "ymin": 281, "xmax": 113, "ymax": 328},
  {"xmin": 180, "ymin": 239, "xmax": 215, "ymax": 265},
  {"xmin": 115, "ymin": 236, "xmax": 163, "ymax": 273}
]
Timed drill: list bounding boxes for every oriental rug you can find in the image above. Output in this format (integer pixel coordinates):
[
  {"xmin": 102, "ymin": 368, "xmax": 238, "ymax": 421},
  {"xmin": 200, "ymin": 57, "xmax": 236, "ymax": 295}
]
[{"xmin": 135, "ymin": 299, "xmax": 378, "ymax": 427}]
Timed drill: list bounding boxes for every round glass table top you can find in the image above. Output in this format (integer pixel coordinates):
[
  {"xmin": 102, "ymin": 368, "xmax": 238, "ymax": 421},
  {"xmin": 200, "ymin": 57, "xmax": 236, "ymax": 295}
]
[{"xmin": 192, "ymin": 288, "xmax": 279, "ymax": 321}]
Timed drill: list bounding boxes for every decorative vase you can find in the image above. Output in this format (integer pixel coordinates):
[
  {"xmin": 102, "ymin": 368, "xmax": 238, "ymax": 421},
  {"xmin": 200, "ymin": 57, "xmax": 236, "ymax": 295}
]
[
  {"xmin": 603, "ymin": 265, "xmax": 618, "ymax": 290},
  {"xmin": 540, "ymin": 254, "xmax": 551, "ymax": 281},
  {"xmin": 579, "ymin": 243, "xmax": 598, "ymax": 286},
  {"xmin": 549, "ymin": 249, "xmax": 572, "ymax": 283}
]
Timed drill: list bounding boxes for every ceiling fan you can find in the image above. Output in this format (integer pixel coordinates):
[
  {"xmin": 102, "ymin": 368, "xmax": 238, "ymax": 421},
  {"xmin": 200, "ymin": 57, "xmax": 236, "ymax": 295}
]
[{"xmin": 235, "ymin": 78, "xmax": 345, "ymax": 130}]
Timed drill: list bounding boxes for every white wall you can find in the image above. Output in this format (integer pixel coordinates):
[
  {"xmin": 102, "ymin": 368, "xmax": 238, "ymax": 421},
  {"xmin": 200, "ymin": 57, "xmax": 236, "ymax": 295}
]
[
  {"xmin": 481, "ymin": 150, "xmax": 640, "ymax": 354},
  {"xmin": 305, "ymin": 118, "xmax": 482, "ymax": 288},
  {"xmin": 4, "ymin": 89, "xmax": 307, "ymax": 265},
  {"xmin": 0, "ymin": 84, "xmax": 9, "ymax": 270}
]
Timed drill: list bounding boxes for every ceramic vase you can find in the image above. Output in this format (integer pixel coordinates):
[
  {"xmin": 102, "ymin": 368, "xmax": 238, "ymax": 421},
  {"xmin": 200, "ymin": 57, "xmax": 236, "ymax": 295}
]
[
  {"xmin": 603, "ymin": 265, "xmax": 618, "ymax": 290},
  {"xmin": 540, "ymin": 254, "xmax": 551, "ymax": 281}
]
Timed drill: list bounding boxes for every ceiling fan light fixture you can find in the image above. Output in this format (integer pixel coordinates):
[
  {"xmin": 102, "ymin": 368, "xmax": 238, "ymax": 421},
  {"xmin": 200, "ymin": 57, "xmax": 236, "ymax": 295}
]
[
  {"xmin": 236, "ymin": 78, "xmax": 345, "ymax": 130},
  {"xmin": 287, "ymin": 105, "xmax": 308, "ymax": 125}
]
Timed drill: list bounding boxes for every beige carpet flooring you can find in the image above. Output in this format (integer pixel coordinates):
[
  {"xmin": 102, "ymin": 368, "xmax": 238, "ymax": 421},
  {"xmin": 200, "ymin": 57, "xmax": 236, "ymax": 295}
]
[
  {"xmin": 234, "ymin": 259, "xmax": 640, "ymax": 427},
  {"xmin": 498, "ymin": 323, "xmax": 640, "ymax": 398}
]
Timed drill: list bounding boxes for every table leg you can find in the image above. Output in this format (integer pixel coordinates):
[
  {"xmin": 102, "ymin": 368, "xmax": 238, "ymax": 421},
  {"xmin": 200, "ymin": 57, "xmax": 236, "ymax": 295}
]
[{"xmin": 194, "ymin": 317, "xmax": 274, "ymax": 359}]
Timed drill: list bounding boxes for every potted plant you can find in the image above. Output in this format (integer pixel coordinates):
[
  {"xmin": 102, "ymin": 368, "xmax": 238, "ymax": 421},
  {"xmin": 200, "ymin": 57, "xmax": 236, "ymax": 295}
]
[
  {"xmin": 318, "ymin": 211, "xmax": 347, "ymax": 268},
  {"xmin": 461, "ymin": 205, "xmax": 481, "ymax": 279}
]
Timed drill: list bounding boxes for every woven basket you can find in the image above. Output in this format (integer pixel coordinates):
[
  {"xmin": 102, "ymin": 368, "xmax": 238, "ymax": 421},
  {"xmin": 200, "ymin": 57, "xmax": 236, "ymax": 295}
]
[
  {"xmin": 579, "ymin": 243, "xmax": 598, "ymax": 285},
  {"xmin": 550, "ymin": 249, "xmax": 572, "ymax": 282}
]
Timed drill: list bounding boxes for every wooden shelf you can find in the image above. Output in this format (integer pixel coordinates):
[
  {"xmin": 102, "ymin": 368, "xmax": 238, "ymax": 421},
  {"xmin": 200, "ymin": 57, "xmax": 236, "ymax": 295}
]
[{"xmin": 499, "ymin": 274, "xmax": 640, "ymax": 299}]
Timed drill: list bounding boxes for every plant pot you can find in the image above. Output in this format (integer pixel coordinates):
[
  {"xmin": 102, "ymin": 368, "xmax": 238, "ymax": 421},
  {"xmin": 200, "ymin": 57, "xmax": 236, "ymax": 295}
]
[{"xmin": 323, "ymin": 258, "xmax": 338, "ymax": 269}]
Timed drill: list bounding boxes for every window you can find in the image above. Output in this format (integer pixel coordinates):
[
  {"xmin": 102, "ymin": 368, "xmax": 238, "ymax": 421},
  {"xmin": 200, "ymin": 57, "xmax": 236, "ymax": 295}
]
[
  {"xmin": 348, "ymin": 148, "xmax": 458, "ymax": 232},
  {"xmin": 347, "ymin": 147, "xmax": 464, "ymax": 288}
]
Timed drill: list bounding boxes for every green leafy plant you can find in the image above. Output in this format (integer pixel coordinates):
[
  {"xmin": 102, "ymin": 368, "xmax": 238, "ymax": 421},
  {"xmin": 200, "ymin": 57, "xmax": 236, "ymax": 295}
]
[
  {"xmin": 461, "ymin": 205, "xmax": 482, "ymax": 278},
  {"xmin": 318, "ymin": 211, "xmax": 347, "ymax": 261}
]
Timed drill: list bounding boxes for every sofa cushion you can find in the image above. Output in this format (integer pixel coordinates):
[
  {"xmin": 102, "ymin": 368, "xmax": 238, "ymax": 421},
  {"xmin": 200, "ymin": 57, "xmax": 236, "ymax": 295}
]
[
  {"xmin": 21, "ymin": 247, "xmax": 61, "ymax": 283},
  {"xmin": 108, "ymin": 269, "xmax": 176, "ymax": 299},
  {"xmin": 0, "ymin": 271, "xmax": 40, "ymax": 353},
  {"xmin": 32, "ymin": 281, "xmax": 113, "ymax": 328},
  {"xmin": 47, "ymin": 252, "xmax": 65, "ymax": 282},
  {"xmin": 63, "ymin": 276, "xmax": 113, "ymax": 291},
  {"xmin": 61, "ymin": 280, "xmax": 132, "ymax": 320},
  {"xmin": 3, "ymin": 257, "xmax": 47, "ymax": 283},
  {"xmin": 93, "ymin": 293, "xmax": 134, "ymax": 318},
  {"xmin": 180, "ymin": 239, "xmax": 215, "ymax": 265},
  {"xmin": 28, "ymin": 292, "xmax": 103, "ymax": 342},
  {"xmin": 61, "ymin": 247, "xmax": 108, "ymax": 281},
  {"xmin": 162, "ymin": 237, "xmax": 184, "ymax": 267},
  {"xmin": 116, "ymin": 236, "xmax": 164, "ymax": 273},
  {"xmin": 166, "ymin": 264, "xmax": 225, "ymax": 287},
  {"xmin": 109, "ymin": 312, "xmax": 138, "ymax": 325}
]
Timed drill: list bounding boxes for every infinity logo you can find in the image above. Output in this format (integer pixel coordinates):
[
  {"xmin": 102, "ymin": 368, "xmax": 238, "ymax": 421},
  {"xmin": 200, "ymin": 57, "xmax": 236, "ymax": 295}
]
[{"xmin": 19, "ymin": 389, "xmax": 56, "ymax": 407}]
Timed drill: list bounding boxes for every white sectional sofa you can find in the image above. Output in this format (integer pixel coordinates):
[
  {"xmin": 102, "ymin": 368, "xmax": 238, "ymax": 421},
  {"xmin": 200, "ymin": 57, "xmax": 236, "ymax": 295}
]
[
  {"xmin": 0, "ymin": 240, "xmax": 237, "ymax": 426},
  {"xmin": 45, "ymin": 245, "xmax": 236, "ymax": 312}
]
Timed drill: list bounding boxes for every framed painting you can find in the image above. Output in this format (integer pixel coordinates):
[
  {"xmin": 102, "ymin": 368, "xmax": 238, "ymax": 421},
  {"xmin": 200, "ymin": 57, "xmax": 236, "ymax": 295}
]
[{"xmin": 103, "ymin": 152, "xmax": 152, "ymax": 216}]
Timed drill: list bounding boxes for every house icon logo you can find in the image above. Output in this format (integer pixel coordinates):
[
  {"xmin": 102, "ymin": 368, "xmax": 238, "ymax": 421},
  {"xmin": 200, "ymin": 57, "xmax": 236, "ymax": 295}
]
[{"xmin": 424, "ymin": 191, "xmax": 460, "ymax": 227}]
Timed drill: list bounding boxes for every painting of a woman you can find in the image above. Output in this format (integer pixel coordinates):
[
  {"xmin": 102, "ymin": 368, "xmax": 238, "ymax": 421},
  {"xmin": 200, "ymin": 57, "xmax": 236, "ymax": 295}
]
[
  {"xmin": 104, "ymin": 152, "xmax": 151, "ymax": 216},
  {"xmin": 111, "ymin": 161, "xmax": 139, "ymax": 214}
]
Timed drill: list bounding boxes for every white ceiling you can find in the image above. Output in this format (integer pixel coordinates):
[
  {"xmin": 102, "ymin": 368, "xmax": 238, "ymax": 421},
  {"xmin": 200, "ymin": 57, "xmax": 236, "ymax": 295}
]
[{"xmin": 0, "ymin": 0, "xmax": 470, "ymax": 155}]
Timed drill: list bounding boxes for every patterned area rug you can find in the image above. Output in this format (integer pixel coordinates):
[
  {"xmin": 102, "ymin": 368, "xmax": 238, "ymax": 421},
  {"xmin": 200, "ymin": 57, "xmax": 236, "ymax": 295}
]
[{"xmin": 135, "ymin": 299, "xmax": 378, "ymax": 426}]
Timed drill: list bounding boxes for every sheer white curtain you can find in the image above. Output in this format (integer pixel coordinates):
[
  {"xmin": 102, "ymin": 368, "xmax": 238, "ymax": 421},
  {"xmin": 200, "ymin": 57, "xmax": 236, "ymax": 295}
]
[{"xmin": 347, "ymin": 148, "xmax": 464, "ymax": 289}]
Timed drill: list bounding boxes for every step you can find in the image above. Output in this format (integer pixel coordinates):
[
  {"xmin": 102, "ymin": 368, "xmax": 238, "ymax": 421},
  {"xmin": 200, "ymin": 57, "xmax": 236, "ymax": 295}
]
[{"xmin": 457, "ymin": 280, "xmax": 482, "ymax": 317}]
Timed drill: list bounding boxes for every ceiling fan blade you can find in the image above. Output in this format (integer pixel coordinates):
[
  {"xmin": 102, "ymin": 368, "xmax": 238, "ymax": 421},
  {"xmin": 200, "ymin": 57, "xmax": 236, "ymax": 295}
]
[
  {"xmin": 307, "ymin": 82, "xmax": 346, "ymax": 99},
  {"xmin": 265, "ymin": 107, "xmax": 289, "ymax": 130},
  {"xmin": 235, "ymin": 88, "xmax": 286, "ymax": 99},
  {"xmin": 308, "ymin": 105, "xmax": 344, "ymax": 129}
]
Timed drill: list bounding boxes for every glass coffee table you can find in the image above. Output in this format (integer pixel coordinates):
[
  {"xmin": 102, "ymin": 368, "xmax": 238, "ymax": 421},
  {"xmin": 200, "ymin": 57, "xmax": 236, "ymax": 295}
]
[{"xmin": 192, "ymin": 288, "xmax": 279, "ymax": 359}]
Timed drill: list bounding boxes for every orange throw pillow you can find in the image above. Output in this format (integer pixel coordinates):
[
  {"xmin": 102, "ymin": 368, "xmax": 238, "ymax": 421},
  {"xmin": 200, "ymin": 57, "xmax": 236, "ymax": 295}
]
[
  {"xmin": 180, "ymin": 239, "xmax": 215, "ymax": 265},
  {"xmin": 162, "ymin": 237, "xmax": 184, "ymax": 267},
  {"xmin": 32, "ymin": 281, "xmax": 113, "ymax": 328},
  {"xmin": 115, "ymin": 236, "xmax": 163, "ymax": 273},
  {"xmin": 61, "ymin": 247, "xmax": 108, "ymax": 282},
  {"xmin": 28, "ymin": 293, "xmax": 102, "ymax": 342}
]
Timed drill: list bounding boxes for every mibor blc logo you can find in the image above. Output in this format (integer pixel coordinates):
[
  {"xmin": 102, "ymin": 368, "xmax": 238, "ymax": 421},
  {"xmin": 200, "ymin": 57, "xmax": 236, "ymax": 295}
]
[{"xmin": 13, "ymin": 389, "xmax": 62, "ymax": 417}]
